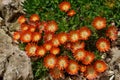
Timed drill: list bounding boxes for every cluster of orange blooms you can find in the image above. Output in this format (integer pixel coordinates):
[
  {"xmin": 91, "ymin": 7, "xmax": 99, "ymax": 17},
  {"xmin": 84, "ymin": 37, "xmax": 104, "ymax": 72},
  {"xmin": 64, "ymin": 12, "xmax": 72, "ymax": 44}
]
[
  {"xmin": 59, "ymin": 1, "xmax": 76, "ymax": 16},
  {"xmin": 13, "ymin": 1, "xmax": 118, "ymax": 80}
]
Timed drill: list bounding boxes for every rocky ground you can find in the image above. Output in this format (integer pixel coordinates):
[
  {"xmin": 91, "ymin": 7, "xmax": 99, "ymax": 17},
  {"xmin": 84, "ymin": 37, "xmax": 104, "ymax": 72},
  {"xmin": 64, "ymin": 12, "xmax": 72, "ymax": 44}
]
[{"xmin": 0, "ymin": 0, "xmax": 120, "ymax": 80}]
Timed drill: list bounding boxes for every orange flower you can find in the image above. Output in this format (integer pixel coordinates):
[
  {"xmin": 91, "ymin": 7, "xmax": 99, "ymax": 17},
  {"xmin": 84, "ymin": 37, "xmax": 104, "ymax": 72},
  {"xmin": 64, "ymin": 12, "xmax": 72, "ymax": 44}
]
[
  {"xmin": 28, "ymin": 25, "xmax": 36, "ymax": 32},
  {"xmin": 85, "ymin": 66, "xmax": 98, "ymax": 80},
  {"xmin": 43, "ymin": 32, "xmax": 54, "ymax": 42},
  {"xmin": 13, "ymin": 31, "xmax": 21, "ymax": 40},
  {"xmin": 94, "ymin": 60, "xmax": 108, "ymax": 73},
  {"xmin": 68, "ymin": 30, "xmax": 79, "ymax": 42},
  {"xmin": 20, "ymin": 31, "xmax": 32, "ymax": 43},
  {"xmin": 73, "ymin": 49, "xmax": 86, "ymax": 61},
  {"xmin": 50, "ymin": 47, "xmax": 60, "ymax": 55},
  {"xmin": 106, "ymin": 26, "xmax": 118, "ymax": 41},
  {"xmin": 36, "ymin": 46, "xmax": 46, "ymax": 57},
  {"xmin": 57, "ymin": 56, "xmax": 68, "ymax": 70},
  {"xmin": 71, "ymin": 41, "xmax": 85, "ymax": 53},
  {"xmin": 59, "ymin": 1, "xmax": 71, "ymax": 12},
  {"xmin": 92, "ymin": 16, "xmax": 106, "ymax": 30},
  {"xmin": 30, "ymin": 14, "xmax": 40, "ymax": 22},
  {"xmin": 78, "ymin": 27, "xmax": 91, "ymax": 40},
  {"xmin": 58, "ymin": 32, "xmax": 68, "ymax": 44},
  {"xmin": 67, "ymin": 10, "xmax": 76, "ymax": 17},
  {"xmin": 96, "ymin": 38, "xmax": 110, "ymax": 52},
  {"xmin": 31, "ymin": 32, "xmax": 41, "ymax": 42},
  {"xmin": 43, "ymin": 42, "xmax": 52, "ymax": 51},
  {"xmin": 49, "ymin": 67, "xmax": 64, "ymax": 79},
  {"xmin": 66, "ymin": 60, "xmax": 79, "ymax": 75},
  {"xmin": 25, "ymin": 43, "xmax": 37, "ymax": 57},
  {"xmin": 20, "ymin": 23, "xmax": 29, "ymax": 31},
  {"xmin": 17, "ymin": 15, "xmax": 26, "ymax": 24},
  {"xmin": 82, "ymin": 51, "xmax": 95, "ymax": 65},
  {"xmin": 38, "ymin": 21, "xmax": 47, "ymax": 33},
  {"xmin": 44, "ymin": 54, "xmax": 57, "ymax": 69},
  {"xmin": 51, "ymin": 36, "xmax": 60, "ymax": 47},
  {"xmin": 79, "ymin": 65, "xmax": 86, "ymax": 72},
  {"xmin": 45, "ymin": 21, "xmax": 58, "ymax": 33}
]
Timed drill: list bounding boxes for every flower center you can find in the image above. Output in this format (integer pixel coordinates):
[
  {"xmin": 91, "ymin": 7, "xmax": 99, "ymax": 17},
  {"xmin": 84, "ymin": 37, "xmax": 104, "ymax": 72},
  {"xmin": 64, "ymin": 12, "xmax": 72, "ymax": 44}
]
[
  {"xmin": 100, "ymin": 42, "xmax": 106, "ymax": 48},
  {"xmin": 38, "ymin": 49, "xmax": 45, "ymax": 55},
  {"xmin": 71, "ymin": 34, "xmax": 78, "ymax": 41},
  {"xmin": 63, "ymin": 5, "xmax": 69, "ymax": 10},
  {"xmin": 30, "ymin": 46, "xmax": 36, "ymax": 54},
  {"xmin": 61, "ymin": 36, "xmax": 67, "ymax": 42},
  {"xmin": 60, "ymin": 60, "xmax": 65, "ymax": 67},
  {"xmin": 34, "ymin": 35, "xmax": 40, "ymax": 41},
  {"xmin": 96, "ymin": 63, "xmax": 102, "ymax": 69},
  {"xmin": 77, "ymin": 52, "xmax": 84, "ymax": 57},
  {"xmin": 70, "ymin": 64, "xmax": 76, "ymax": 71},
  {"xmin": 24, "ymin": 34, "xmax": 31, "ymax": 40},
  {"xmin": 49, "ymin": 24, "xmax": 55, "ymax": 31},
  {"xmin": 81, "ymin": 31, "xmax": 88, "ymax": 37},
  {"xmin": 96, "ymin": 21, "xmax": 103, "ymax": 27},
  {"xmin": 48, "ymin": 58, "xmax": 54, "ymax": 65}
]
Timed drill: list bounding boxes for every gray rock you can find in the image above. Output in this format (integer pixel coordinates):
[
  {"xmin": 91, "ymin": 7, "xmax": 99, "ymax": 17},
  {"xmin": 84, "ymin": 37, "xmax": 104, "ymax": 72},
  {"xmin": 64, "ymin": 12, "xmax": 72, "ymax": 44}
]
[
  {"xmin": 0, "ymin": 29, "xmax": 33, "ymax": 80},
  {"xmin": 0, "ymin": 0, "xmax": 25, "ymax": 31},
  {"xmin": 3, "ymin": 47, "xmax": 33, "ymax": 80},
  {"xmin": 110, "ymin": 47, "xmax": 120, "ymax": 64}
]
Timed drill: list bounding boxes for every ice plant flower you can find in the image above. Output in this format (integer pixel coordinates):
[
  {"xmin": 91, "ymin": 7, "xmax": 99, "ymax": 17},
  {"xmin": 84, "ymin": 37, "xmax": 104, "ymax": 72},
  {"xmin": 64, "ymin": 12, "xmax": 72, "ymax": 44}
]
[
  {"xmin": 44, "ymin": 54, "xmax": 57, "ymax": 69},
  {"xmin": 20, "ymin": 23, "xmax": 29, "ymax": 31},
  {"xmin": 106, "ymin": 26, "xmax": 118, "ymax": 41},
  {"xmin": 25, "ymin": 43, "xmax": 37, "ymax": 57},
  {"xmin": 30, "ymin": 14, "xmax": 40, "ymax": 22},
  {"xmin": 59, "ymin": 1, "xmax": 71, "ymax": 12},
  {"xmin": 13, "ymin": 31, "xmax": 21, "ymax": 40},
  {"xmin": 73, "ymin": 49, "xmax": 86, "ymax": 61},
  {"xmin": 68, "ymin": 30, "xmax": 79, "ymax": 42},
  {"xmin": 51, "ymin": 36, "xmax": 60, "ymax": 47},
  {"xmin": 20, "ymin": 31, "xmax": 32, "ymax": 43},
  {"xmin": 66, "ymin": 60, "xmax": 79, "ymax": 75},
  {"xmin": 94, "ymin": 60, "xmax": 108, "ymax": 73},
  {"xmin": 36, "ymin": 46, "xmax": 46, "ymax": 57},
  {"xmin": 58, "ymin": 32, "xmax": 68, "ymax": 44},
  {"xmin": 96, "ymin": 38, "xmax": 110, "ymax": 52},
  {"xmin": 67, "ymin": 10, "xmax": 76, "ymax": 17},
  {"xmin": 57, "ymin": 56, "xmax": 68, "ymax": 70},
  {"xmin": 78, "ymin": 27, "xmax": 91, "ymax": 40},
  {"xmin": 79, "ymin": 65, "xmax": 86, "ymax": 72},
  {"xmin": 28, "ymin": 25, "xmax": 36, "ymax": 32},
  {"xmin": 49, "ymin": 67, "xmax": 64, "ymax": 79},
  {"xmin": 43, "ymin": 32, "xmax": 54, "ymax": 42},
  {"xmin": 31, "ymin": 32, "xmax": 41, "ymax": 42},
  {"xmin": 43, "ymin": 42, "xmax": 52, "ymax": 51},
  {"xmin": 45, "ymin": 21, "xmax": 58, "ymax": 33},
  {"xmin": 37, "ymin": 21, "xmax": 47, "ymax": 33},
  {"xmin": 71, "ymin": 41, "xmax": 85, "ymax": 52},
  {"xmin": 85, "ymin": 66, "xmax": 98, "ymax": 80},
  {"xmin": 17, "ymin": 15, "xmax": 26, "ymax": 24},
  {"xmin": 82, "ymin": 51, "xmax": 95, "ymax": 65},
  {"xmin": 92, "ymin": 16, "xmax": 106, "ymax": 30},
  {"xmin": 50, "ymin": 47, "xmax": 60, "ymax": 55}
]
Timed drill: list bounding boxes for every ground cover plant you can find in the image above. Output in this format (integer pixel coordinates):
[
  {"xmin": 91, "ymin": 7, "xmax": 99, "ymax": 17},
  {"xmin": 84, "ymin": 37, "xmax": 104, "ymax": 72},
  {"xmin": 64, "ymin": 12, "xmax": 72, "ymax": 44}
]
[{"xmin": 13, "ymin": 0, "xmax": 119, "ymax": 80}]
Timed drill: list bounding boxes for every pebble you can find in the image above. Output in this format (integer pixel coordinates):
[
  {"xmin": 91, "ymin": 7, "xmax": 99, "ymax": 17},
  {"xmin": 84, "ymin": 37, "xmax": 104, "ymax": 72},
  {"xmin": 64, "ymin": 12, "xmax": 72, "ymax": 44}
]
[
  {"xmin": 106, "ymin": 71, "xmax": 114, "ymax": 76},
  {"xmin": 106, "ymin": 58, "xmax": 111, "ymax": 63},
  {"xmin": 101, "ymin": 53, "xmax": 107, "ymax": 59},
  {"xmin": 109, "ymin": 75, "xmax": 115, "ymax": 80},
  {"xmin": 118, "ymin": 63, "xmax": 120, "ymax": 70}
]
